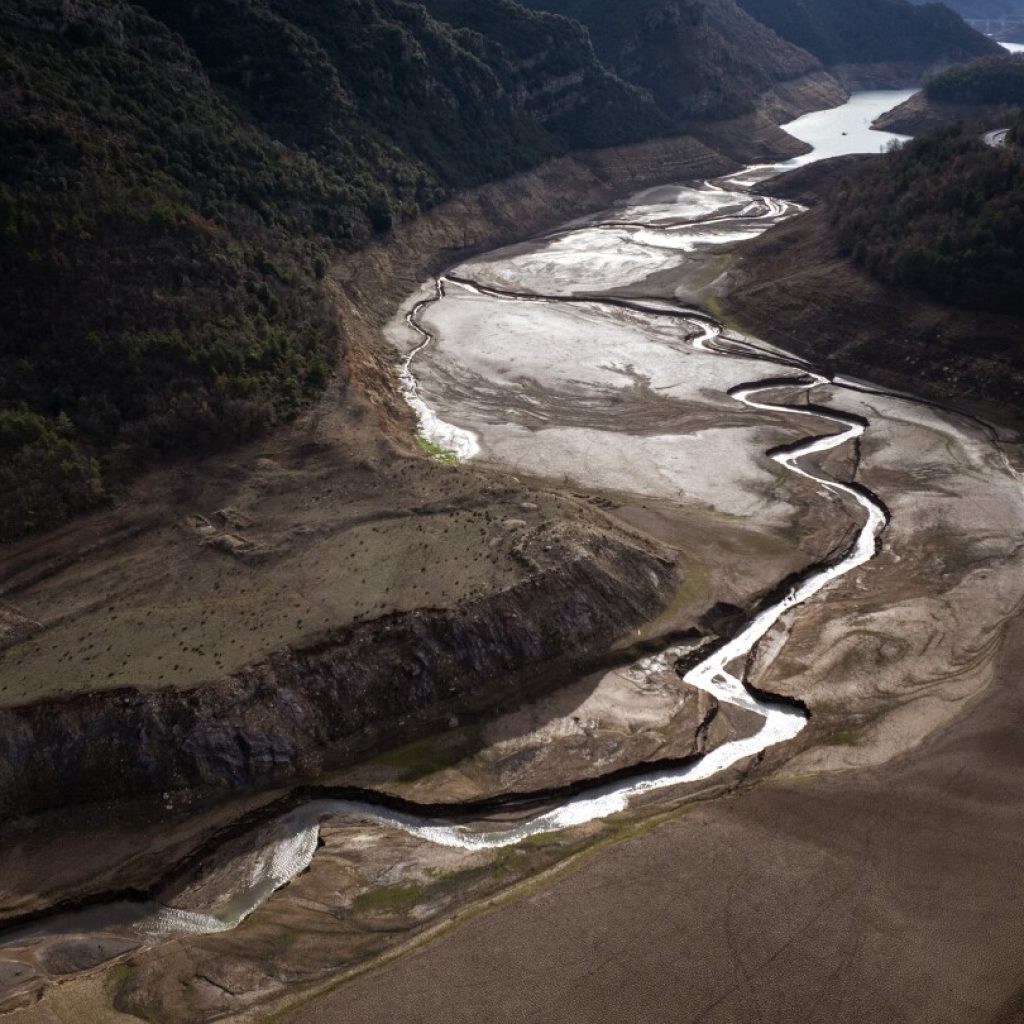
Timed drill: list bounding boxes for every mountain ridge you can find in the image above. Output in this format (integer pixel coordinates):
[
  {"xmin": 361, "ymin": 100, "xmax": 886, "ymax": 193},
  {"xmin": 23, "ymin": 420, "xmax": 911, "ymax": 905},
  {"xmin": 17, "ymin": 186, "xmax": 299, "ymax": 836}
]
[{"xmin": 736, "ymin": 0, "xmax": 1000, "ymax": 65}]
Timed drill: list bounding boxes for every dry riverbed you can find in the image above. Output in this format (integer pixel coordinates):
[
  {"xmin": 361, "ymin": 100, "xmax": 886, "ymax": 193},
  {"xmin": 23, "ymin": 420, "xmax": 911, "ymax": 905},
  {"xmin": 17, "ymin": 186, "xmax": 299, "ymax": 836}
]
[{"xmin": 3, "ymin": 91, "xmax": 1023, "ymax": 1023}]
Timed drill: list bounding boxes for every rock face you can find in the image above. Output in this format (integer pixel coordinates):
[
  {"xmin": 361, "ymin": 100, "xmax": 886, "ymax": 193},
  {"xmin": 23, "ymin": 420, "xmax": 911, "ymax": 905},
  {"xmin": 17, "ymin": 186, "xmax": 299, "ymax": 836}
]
[
  {"xmin": 757, "ymin": 70, "xmax": 849, "ymax": 122},
  {"xmin": 0, "ymin": 538, "xmax": 676, "ymax": 819}
]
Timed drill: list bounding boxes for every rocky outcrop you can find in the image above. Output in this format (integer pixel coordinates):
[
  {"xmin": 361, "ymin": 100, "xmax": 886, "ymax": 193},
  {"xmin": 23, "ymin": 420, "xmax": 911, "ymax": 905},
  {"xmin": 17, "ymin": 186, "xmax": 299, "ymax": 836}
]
[{"xmin": 757, "ymin": 70, "xmax": 849, "ymax": 123}]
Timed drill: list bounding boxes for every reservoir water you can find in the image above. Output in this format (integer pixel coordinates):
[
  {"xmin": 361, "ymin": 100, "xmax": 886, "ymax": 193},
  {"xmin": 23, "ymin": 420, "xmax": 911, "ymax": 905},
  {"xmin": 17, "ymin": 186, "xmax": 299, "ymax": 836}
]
[{"xmin": 777, "ymin": 88, "xmax": 915, "ymax": 166}]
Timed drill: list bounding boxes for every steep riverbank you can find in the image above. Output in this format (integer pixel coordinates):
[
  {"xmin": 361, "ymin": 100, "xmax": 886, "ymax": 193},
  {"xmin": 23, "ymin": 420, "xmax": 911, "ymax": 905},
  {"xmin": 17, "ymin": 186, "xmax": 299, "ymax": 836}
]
[{"xmin": 0, "ymin": 533, "xmax": 679, "ymax": 821}]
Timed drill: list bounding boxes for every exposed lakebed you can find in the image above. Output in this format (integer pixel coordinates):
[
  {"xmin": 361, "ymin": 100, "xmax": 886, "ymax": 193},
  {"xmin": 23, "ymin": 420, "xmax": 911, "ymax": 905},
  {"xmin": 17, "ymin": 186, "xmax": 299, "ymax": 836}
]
[{"xmin": 4, "ymin": 90, "xmax": 1024, "ymax": 1019}]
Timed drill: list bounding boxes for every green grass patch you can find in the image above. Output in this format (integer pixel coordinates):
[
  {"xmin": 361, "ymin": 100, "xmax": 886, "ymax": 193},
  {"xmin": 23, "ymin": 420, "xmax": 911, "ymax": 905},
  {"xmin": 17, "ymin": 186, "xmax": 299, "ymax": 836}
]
[
  {"xmin": 491, "ymin": 848, "xmax": 528, "ymax": 879},
  {"xmin": 415, "ymin": 434, "xmax": 459, "ymax": 465},
  {"xmin": 105, "ymin": 960, "xmax": 135, "ymax": 999},
  {"xmin": 701, "ymin": 294, "xmax": 745, "ymax": 333},
  {"xmin": 668, "ymin": 560, "xmax": 711, "ymax": 612},
  {"xmin": 826, "ymin": 726, "xmax": 863, "ymax": 746},
  {"xmin": 351, "ymin": 883, "xmax": 423, "ymax": 916},
  {"xmin": 375, "ymin": 727, "xmax": 481, "ymax": 782},
  {"xmin": 614, "ymin": 556, "xmax": 710, "ymax": 650},
  {"xmin": 692, "ymin": 252, "xmax": 734, "ymax": 290}
]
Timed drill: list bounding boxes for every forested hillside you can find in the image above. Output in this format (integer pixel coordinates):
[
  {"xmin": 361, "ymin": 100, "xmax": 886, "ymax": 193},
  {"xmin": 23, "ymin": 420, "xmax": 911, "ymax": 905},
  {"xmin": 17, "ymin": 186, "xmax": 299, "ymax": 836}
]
[
  {"xmin": 0, "ymin": 0, "xmax": 665, "ymax": 540},
  {"xmin": 737, "ymin": 0, "xmax": 999, "ymax": 65},
  {"xmin": 0, "ymin": 0, "xmax": 1004, "ymax": 542},
  {"xmin": 924, "ymin": 52, "xmax": 1024, "ymax": 103},
  {"xmin": 829, "ymin": 126, "xmax": 1024, "ymax": 314},
  {"xmin": 521, "ymin": 0, "xmax": 822, "ymax": 120}
]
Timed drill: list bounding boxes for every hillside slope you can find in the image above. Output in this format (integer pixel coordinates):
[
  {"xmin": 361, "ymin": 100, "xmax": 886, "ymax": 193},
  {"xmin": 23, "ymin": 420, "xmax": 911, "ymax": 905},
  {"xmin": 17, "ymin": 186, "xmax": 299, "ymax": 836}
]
[
  {"xmin": 830, "ymin": 125, "xmax": 1024, "ymax": 315},
  {"xmin": 872, "ymin": 53, "xmax": 1024, "ymax": 133},
  {"xmin": 725, "ymin": 141, "xmax": 1024, "ymax": 427},
  {"xmin": 909, "ymin": 0, "xmax": 1024, "ymax": 21},
  {"xmin": 0, "ymin": 0, "xmax": 667, "ymax": 541},
  {"xmin": 924, "ymin": 51, "xmax": 1024, "ymax": 102},
  {"xmin": 521, "ymin": 0, "xmax": 824, "ymax": 120},
  {"xmin": 737, "ymin": 0, "xmax": 1000, "ymax": 66}
]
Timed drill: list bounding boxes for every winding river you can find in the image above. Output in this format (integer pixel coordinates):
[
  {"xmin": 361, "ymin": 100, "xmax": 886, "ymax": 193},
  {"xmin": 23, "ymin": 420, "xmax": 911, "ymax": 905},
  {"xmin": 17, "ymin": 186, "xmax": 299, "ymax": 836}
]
[{"xmin": 1, "ymin": 91, "xmax": 922, "ymax": 947}]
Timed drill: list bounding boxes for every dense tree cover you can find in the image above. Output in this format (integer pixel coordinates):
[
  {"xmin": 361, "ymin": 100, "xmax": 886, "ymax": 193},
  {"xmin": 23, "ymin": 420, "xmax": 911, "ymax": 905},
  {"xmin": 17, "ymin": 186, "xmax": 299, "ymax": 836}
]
[
  {"xmin": 421, "ymin": 0, "xmax": 666, "ymax": 146},
  {"xmin": 522, "ymin": 0, "xmax": 821, "ymax": 120},
  {"xmin": 737, "ymin": 0, "xmax": 999, "ymax": 65},
  {"xmin": 924, "ymin": 53, "xmax": 1024, "ymax": 104},
  {"xmin": 0, "ymin": 0, "xmax": 664, "ymax": 540},
  {"xmin": 1011, "ymin": 107, "xmax": 1024, "ymax": 141},
  {"xmin": 830, "ymin": 125, "xmax": 1024, "ymax": 315}
]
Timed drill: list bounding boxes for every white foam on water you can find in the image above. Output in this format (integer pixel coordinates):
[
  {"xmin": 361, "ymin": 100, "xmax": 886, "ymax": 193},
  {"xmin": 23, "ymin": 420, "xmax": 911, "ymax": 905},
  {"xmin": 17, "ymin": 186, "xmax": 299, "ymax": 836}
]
[{"xmin": 147, "ymin": 825, "xmax": 321, "ymax": 936}]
